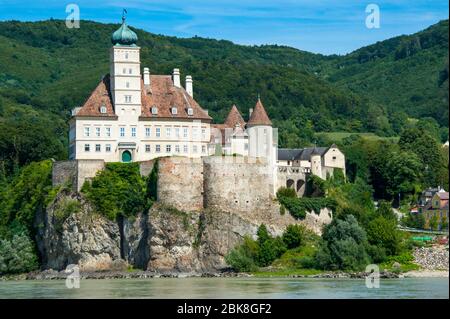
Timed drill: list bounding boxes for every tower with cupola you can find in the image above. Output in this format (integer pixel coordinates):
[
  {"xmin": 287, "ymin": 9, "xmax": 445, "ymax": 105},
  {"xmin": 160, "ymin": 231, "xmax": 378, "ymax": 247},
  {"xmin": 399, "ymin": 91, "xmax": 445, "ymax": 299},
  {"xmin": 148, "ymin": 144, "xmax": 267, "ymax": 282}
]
[{"xmin": 110, "ymin": 13, "xmax": 141, "ymax": 120}]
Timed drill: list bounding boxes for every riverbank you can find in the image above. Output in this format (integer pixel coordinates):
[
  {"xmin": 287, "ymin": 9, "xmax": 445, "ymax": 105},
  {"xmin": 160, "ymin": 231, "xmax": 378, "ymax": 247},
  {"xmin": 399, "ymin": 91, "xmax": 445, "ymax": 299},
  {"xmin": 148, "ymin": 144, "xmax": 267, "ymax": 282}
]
[{"xmin": 1, "ymin": 268, "xmax": 448, "ymax": 281}]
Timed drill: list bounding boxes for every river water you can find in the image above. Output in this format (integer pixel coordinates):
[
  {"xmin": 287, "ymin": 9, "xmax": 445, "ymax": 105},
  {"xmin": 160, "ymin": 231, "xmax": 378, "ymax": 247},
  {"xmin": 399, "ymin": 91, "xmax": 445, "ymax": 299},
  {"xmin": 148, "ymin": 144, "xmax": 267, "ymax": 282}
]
[{"xmin": 0, "ymin": 277, "xmax": 448, "ymax": 299}]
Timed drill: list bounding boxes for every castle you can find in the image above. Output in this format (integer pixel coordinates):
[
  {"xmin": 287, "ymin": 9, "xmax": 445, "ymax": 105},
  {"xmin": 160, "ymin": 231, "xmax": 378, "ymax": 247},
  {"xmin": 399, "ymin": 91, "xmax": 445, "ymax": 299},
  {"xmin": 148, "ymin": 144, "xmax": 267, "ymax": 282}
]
[{"xmin": 63, "ymin": 15, "xmax": 345, "ymax": 197}]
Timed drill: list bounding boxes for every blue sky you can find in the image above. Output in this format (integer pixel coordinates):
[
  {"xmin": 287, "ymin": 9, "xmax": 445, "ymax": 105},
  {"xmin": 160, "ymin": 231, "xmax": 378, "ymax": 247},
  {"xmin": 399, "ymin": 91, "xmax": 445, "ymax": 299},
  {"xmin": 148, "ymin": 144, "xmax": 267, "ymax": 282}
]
[{"xmin": 0, "ymin": 0, "xmax": 448, "ymax": 55}]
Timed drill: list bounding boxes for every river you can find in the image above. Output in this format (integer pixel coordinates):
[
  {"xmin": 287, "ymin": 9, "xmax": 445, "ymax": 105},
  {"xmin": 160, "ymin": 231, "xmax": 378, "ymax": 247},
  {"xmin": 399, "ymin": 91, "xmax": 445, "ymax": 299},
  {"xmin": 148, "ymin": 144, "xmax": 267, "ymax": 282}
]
[{"xmin": 0, "ymin": 277, "xmax": 448, "ymax": 299}]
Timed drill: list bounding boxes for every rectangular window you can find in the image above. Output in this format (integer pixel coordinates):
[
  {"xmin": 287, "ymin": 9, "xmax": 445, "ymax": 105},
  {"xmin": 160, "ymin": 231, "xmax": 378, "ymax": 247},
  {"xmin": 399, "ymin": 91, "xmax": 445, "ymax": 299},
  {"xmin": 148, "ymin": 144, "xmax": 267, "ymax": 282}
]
[
  {"xmin": 175, "ymin": 127, "xmax": 180, "ymax": 138},
  {"xmin": 145, "ymin": 127, "xmax": 151, "ymax": 137},
  {"xmin": 84, "ymin": 127, "xmax": 90, "ymax": 137},
  {"xmin": 129, "ymin": 68, "xmax": 132, "ymax": 74},
  {"xmin": 183, "ymin": 145, "xmax": 188, "ymax": 153},
  {"xmin": 175, "ymin": 145, "xmax": 180, "ymax": 153},
  {"xmin": 155, "ymin": 145, "xmax": 161, "ymax": 153},
  {"xmin": 120, "ymin": 127, "xmax": 125, "ymax": 137},
  {"xmin": 166, "ymin": 144, "xmax": 171, "ymax": 153},
  {"xmin": 95, "ymin": 127, "xmax": 101, "ymax": 137},
  {"xmin": 106, "ymin": 127, "xmax": 111, "ymax": 137},
  {"xmin": 202, "ymin": 145, "xmax": 206, "ymax": 154},
  {"xmin": 244, "ymin": 143, "xmax": 249, "ymax": 151},
  {"xmin": 193, "ymin": 145, "xmax": 198, "ymax": 153},
  {"xmin": 166, "ymin": 127, "xmax": 171, "ymax": 138},
  {"xmin": 95, "ymin": 144, "xmax": 101, "ymax": 152},
  {"xmin": 106, "ymin": 144, "xmax": 111, "ymax": 152},
  {"xmin": 201, "ymin": 128, "xmax": 206, "ymax": 140},
  {"xmin": 183, "ymin": 127, "xmax": 188, "ymax": 139},
  {"xmin": 131, "ymin": 127, "xmax": 136, "ymax": 137},
  {"xmin": 84, "ymin": 144, "xmax": 90, "ymax": 152},
  {"xmin": 145, "ymin": 144, "xmax": 151, "ymax": 153},
  {"xmin": 193, "ymin": 128, "xmax": 199, "ymax": 140},
  {"xmin": 156, "ymin": 127, "xmax": 161, "ymax": 138}
]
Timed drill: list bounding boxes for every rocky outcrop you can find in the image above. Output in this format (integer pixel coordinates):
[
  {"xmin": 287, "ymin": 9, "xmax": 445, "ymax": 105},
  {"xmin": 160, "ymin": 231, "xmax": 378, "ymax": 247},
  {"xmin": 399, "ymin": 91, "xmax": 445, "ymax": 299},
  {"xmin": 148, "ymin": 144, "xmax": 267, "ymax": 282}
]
[
  {"xmin": 36, "ymin": 192, "xmax": 331, "ymax": 273},
  {"xmin": 35, "ymin": 192, "xmax": 125, "ymax": 271}
]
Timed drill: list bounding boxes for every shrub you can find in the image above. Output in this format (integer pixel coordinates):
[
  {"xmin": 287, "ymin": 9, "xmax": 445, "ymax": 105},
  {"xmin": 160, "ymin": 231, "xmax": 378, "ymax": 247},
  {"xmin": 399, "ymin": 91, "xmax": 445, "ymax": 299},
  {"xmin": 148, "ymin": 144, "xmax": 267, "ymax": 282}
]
[
  {"xmin": 257, "ymin": 237, "xmax": 287, "ymax": 267},
  {"xmin": 366, "ymin": 244, "xmax": 387, "ymax": 263},
  {"xmin": 276, "ymin": 187, "xmax": 297, "ymax": 199},
  {"xmin": 296, "ymin": 256, "xmax": 316, "ymax": 269},
  {"xmin": 0, "ymin": 226, "xmax": 38, "ymax": 275},
  {"xmin": 282, "ymin": 224, "xmax": 306, "ymax": 249},
  {"xmin": 225, "ymin": 236, "xmax": 259, "ymax": 272}
]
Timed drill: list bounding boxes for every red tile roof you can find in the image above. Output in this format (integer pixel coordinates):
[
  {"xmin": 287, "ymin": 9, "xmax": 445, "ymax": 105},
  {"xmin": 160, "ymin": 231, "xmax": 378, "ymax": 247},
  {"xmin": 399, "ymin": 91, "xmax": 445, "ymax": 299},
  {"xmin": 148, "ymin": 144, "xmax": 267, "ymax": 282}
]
[
  {"xmin": 140, "ymin": 75, "xmax": 212, "ymax": 121},
  {"xmin": 74, "ymin": 74, "xmax": 212, "ymax": 121},
  {"xmin": 247, "ymin": 98, "xmax": 272, "ymax": 126},
  {"xmin": 224, "ymin": 105, "xmax": 246, "ymax": 128},
  {"xmin": 75, "ymin": 75, "xmax": 117, "ymax": 118}
]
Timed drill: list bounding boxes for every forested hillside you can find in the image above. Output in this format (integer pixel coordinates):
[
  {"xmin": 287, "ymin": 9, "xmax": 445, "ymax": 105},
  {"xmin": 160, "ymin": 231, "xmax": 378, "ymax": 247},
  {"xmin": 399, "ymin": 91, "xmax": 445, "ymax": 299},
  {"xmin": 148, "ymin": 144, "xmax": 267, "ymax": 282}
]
[{"xmin": 0, "ymin": 19, "xmax": 448, "ymax": 177}]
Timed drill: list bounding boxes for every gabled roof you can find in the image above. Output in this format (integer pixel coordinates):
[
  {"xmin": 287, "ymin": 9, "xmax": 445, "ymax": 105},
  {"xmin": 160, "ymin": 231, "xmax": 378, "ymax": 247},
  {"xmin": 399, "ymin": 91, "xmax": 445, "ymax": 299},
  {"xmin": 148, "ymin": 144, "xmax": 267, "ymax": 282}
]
[
  {"xmin": 140, "ymin": 75, "xmax": 212, "ymax": 121},
  {"xmin": 248, "ymin": 98, "xmax": 272, "ymax": 126},
  {"xmin": 75, "ymin": 75, "xmax": 117, "ymax": 118},
  {"xmin": 73, "ymin": 74, "xmax": 212, "ymax": 121},
  {"xmin": 437, "ymin": 192, "xmax": 449, "ymax": 200},
  {"xmin": 224, "ymin": 105, "xmax": 246, "ymax": 128}
]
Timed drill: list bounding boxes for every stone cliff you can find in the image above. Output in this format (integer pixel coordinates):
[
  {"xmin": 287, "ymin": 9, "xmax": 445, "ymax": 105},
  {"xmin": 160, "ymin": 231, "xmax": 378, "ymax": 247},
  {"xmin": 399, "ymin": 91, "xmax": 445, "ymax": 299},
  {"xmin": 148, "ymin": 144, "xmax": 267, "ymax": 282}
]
[
  {"xmin": 43, "ymin": 157, "xmax": 332, "ymax": 272},
  {"xmin": 36, "ymin": 192, "xmax": 331, "ymax": 272}
]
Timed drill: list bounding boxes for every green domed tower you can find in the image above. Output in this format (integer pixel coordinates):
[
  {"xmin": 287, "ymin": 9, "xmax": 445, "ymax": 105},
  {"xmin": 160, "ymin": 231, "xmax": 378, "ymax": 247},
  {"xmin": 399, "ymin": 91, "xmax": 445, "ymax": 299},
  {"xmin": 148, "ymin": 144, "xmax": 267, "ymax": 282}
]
[{"xmin": 111, "ymin": 14, "xmax": 138, "ymax": 46}]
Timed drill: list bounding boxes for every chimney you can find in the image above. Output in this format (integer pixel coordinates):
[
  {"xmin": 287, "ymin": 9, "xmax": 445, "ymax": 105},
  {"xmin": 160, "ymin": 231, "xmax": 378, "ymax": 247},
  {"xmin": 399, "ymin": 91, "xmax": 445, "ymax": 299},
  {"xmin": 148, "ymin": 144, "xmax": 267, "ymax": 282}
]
[
  {"xmin": 143, "ymin": 67, "xmax": 150, "ymax": 86},
  {"xmin": 204, "ymin": 109, "xmax": 209, "ymax": 115},
  {"xmin": 185, "ymin": 75, "xmax": 193, "ymax": 97},
  {"xmin": 173, "ymin": 68, "xmax": 181, "ymax": 88},
  {"xmin": 249, "ymin": 108, "xmax": 253, "ymax": 118}
]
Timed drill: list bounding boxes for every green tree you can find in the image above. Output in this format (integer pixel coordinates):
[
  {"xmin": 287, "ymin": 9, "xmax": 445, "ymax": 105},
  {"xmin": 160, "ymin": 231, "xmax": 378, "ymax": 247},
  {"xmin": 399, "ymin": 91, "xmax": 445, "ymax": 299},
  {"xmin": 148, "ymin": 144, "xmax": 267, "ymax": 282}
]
[
  {"xmin": 282, "ymin": 224, "xmax": 306, "ymax": 249},
  {"xmin": 399, "ymin": 127, "xmax": 447, "ymax": 188},
  {"xmin": 315, "ymin": 215, "xmax": 370, "ymax": 271},
  {"xmin": 366, "ymin": 216, "xmax": 401, "ymax": 256},
  {"xmin": 0, "ymin": 227, "xmax": 38, "ymax": 275}
]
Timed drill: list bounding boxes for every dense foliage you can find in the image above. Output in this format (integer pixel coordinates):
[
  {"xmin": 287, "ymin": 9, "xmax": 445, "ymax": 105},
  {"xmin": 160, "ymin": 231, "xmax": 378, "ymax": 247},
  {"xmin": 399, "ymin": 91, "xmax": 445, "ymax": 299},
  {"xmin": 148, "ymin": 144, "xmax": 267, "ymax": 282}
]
[
  {"xmin": 81, "ymin": 163, "xmax": 152, "ymax": 220},
  {"xmin": 315, "ymin": 215, "xmax": 370, "ymax": 271},
  {"xmin": 0, "ymin": 224, "xmax": 38, "ymax": 275},
  {"xmin": 225, "ymin": 224, "xmax": 313, "ymax": 272}
]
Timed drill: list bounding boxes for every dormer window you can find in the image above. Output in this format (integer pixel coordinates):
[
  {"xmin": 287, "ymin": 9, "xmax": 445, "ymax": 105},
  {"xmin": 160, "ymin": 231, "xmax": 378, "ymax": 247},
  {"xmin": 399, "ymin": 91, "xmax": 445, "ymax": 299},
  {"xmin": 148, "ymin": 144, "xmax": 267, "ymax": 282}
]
[
  {"xmin": 187, "ymin": 107, "xmax": 194, "ymax": 116},
  {"xmin": 151, "ymin": 106, "xmax": 158, "ymax": 115},
  {"xmin": 100, "ymin": 105, "xmax": 107, "ymax": 114},
  {"xmin": 171, "ymin": 106, "xmax": 178, "ymax": 115}
]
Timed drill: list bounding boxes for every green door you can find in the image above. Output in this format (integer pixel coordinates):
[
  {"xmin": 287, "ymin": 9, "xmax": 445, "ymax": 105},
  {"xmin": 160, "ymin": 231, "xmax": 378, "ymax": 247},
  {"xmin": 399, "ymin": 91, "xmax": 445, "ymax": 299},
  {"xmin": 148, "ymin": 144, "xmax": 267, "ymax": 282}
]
[{"xmin": 122, "ymin": 150, "xmax": 132, "ymax": 162}]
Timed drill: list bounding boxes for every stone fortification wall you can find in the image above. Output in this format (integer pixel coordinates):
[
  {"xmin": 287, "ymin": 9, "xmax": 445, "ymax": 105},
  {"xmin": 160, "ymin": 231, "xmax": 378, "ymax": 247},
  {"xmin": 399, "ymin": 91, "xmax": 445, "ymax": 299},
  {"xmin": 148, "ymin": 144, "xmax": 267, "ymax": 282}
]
[
  {"xmin": 202, "ymin": 156, "xmax": 273, "ymax": 213},
  {"xmin": 156, "ymin": 157, "xmax": 204, "ymax": 212},
  {"xmin": 52, "ymin": 160, "xmax": 105, "ymax": 191}
]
